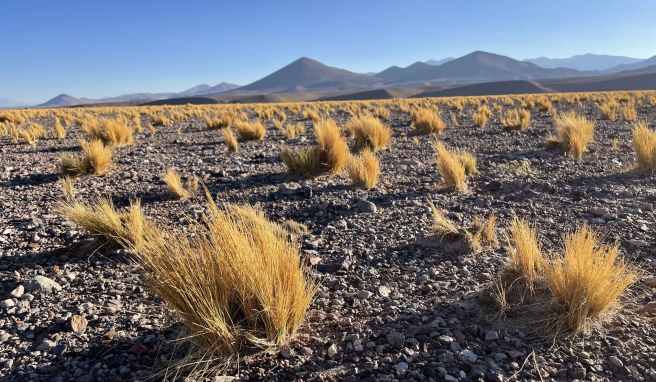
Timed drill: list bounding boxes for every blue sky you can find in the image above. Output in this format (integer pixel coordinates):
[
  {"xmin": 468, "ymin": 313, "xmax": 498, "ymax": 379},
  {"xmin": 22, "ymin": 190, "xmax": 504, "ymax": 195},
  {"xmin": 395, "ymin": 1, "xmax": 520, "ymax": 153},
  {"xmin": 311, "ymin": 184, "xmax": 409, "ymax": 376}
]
[{"xmin": 2, "ymin": 0, "xmax": 655, "ymax": 103}]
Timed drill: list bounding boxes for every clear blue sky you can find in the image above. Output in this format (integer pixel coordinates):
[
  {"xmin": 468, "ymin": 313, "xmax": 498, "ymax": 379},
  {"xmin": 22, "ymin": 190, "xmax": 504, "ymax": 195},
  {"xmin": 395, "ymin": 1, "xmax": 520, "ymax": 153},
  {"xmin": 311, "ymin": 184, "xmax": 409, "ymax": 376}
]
[{"xmin": 2, "ymin": 0, "xmax": 655, "ymax": 103}]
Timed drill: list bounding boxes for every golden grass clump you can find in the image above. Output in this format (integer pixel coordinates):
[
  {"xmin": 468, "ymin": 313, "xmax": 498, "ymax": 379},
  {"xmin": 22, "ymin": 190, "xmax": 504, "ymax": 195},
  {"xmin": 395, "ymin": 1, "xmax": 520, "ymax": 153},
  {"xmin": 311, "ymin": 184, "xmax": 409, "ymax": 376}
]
[
  {"xmin": 163, "ymin": 168, "xmax": 199, "ymax": 199},
  {"xmin": 54, "ymin": 118, "xmax": 67, "ymax": 139},
  {"xmin": 472, "ymin": 105, "xmax": 492, "ymax": 128},
  {"xmin": 128, "ymin": 196, "xmax": 316, "ymax": 367},
  {"xmin": 282, "ymin": 123, "xmax": 305, "ymax": 140},
  {"xmin": 411, "ymin": 108, "xmax": 446, "ymax": 135},
  {"xmin": 281, "ymin": 147, "xmax": 323, "ymax": 178},
  {"xmin": 314, "ymin": 119, "xmax": 350, "ymax": 174},
  {"xmin": 235, "ymin": 120, "xmax": 266, "ymax": 141},
  {"xmin": 347, "ymin": 116, "xmax": 392, "ymax": 151},
  {"xmin": 82, "ymin": 117, "xmax": 133, "ymax": 146},
  {"xmin": 457, "ymin": 149, "xmax": 477, "ymax": 176},
  {"xmin": 549, "ymin": 111, "xmax": 595, "ymax": 160},
  {"xmin": 347, "ymin": 149, "xmax": 381, "ymax": 189},
  {"xmin": 428, "ymin": 202, "xmax": 461, "ymax": 241},
  {"xmin": 631, "ymin": 121, "xmax": 656, "ymax": 173},
  {"xmin": 506, "ymin": 218, "xmax": 544, "ymax": 289},
  {"xmin": 599, "ymin": 99, "xmax": 619, "ymax": 120},
  {"xmin": 205, "ymin": 116, "xmax": 232, "ymax": 130},
  {"xmin": 56, "ymin": 198, "xmax": 146, "ymax": 249},
  {"xmin": 501, "ymin": 108, "xmax": 531, "ymax": 130},
  {"xmin": 59, "ymin": 176, "xmax": 75, "ymax": 199},
  {"xmin": 434, "ymin": 142, "xmax": 467, "ymax": 192},
  {"xmin": 546, "ymin": 226, "xmax": 636, "ymax": 332},
  {"xmin": 60, "ymin": 140, "xmax": 113, "ymax": 176},
  {"xmin": 619, "ymin": 101, "xmax": 637, "ymax": 121},
  {"xmin": 222, "ymin": 129, "xmax": 238, "ymax": 152}
]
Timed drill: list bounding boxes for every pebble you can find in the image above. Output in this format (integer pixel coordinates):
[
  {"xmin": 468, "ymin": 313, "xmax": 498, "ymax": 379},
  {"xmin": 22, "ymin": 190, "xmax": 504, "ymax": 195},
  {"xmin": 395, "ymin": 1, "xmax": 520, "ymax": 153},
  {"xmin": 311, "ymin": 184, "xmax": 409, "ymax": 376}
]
[
  {"xmin": 386, "ymin": 332, "xmax": 405, "ymax": 348},
  {"xmin": 378, "ymin": 286, "xmax": 392, "ymax": 297},
  {"xmin": 23, "ymin": 275, "xmax": 62, "ymax": 294},
  {"xmin": 327, "ymin": 343, "xmax": 338, "ymax": 358},
  {"xmin": 1, "ymin": 299, "xmax": 15, "ymax": 309},
  {"xmin": 355, "ymin": 198, "xmax": 377, "ymax": 213},
  {"xmin": 10, "ymin": 285, "xmax": 24, "ymax": 299}
]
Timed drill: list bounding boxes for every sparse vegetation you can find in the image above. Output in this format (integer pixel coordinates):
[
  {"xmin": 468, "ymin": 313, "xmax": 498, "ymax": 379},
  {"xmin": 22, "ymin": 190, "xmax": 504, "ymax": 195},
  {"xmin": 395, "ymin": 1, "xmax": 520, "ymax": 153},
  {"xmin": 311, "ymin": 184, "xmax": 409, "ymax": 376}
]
[
  {"xmin": 548, "ymin": 111, "xmax": 595, "ymax": 160},
  {"xmin": 505, "ymin": 218, "xmax": 544, "ymax": 289},
  {"xmin": 347, "ymin": 116, "xmax": 392, "ymax": 151},
  {"xmin": 60, "ymin": 139, "xmax": 113, "ymax": 176},
  {"xmin": 632, "ymin": 121, "xmax": 656, "ymax": 173},
  {"xmin": 235, "ymin": 120, "xmax": 266, "ymax": 140},
  {"xmin": 501, "ymin": 108, "xmax": 531, "ymax": 130},
  {"xmin": 434, "ymin": 142, "xmax": 468, "ymax": 192},
  {"xmin": 411, "ymin": 108, "xmax": 446, "ymax": 135},
  {"xmin": 472, "ymin": 105, "xmax": 491, "ymax": 128},
  {"xmin": 163, "ymin": 168, "xmax": 199, "ymax": 199},
  {"xmin": 223, "ymin": 128, "xmax": 238, "ymax": 152},
  {"xmin": 347, "ymin": 149, "xmax": 380, "ymax": 189}
]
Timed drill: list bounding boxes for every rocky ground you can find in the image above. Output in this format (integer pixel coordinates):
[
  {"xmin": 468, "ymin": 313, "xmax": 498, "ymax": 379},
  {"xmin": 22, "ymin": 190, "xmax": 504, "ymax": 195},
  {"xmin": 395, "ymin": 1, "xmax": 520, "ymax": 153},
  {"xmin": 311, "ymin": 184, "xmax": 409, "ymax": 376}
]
[{"xmin": 1, "ymin": 99, "xmax": 655, "ymax": 381}]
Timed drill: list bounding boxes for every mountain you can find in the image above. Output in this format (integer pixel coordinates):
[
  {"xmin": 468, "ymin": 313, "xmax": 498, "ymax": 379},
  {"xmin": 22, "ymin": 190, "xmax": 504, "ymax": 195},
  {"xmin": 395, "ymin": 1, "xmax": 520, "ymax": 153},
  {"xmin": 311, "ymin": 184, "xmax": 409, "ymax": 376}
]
[
  {"xmin": 375, "ymin": 51, "xmax": 582, "ymax": 84},
  {"xmin": 0, "ymin": 99, "xmax": 32, "ymax": 108},
  {"xmin": 238, "ymin": 57, "xmax": 381, "ymax": 92},
  {"xmin": 38, "ymin": 94, "xmax": 97, "ymax": 107},
  {"xmin": 179, "ymin": 82, "xmax": 239, "ymax": 96},
  {"xmin": 425, "ymin": 57, "xmax": 454, "ymax": 66},
  {"xmin": 525, "ymin": 54, "xmax": 643, "ymax": 71},
  {"xmin": 606, "ymin": 55, "xmax": 656, "ymax": 73}
]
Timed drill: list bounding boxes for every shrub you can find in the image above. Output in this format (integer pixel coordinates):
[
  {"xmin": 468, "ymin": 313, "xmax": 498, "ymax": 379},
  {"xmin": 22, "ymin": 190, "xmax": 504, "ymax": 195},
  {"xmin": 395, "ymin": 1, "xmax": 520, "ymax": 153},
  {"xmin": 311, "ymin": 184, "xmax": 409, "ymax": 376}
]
[
  {"xmin": 549, "ymin": 112, "xmax": 595, "ymax": 160},
  {"xmin": 632, "ymin": 121, "xmax": 656, "ymax": 173},
  {"xmin": 501, "ymin": 108, "xmax": 531, "ymax": 130},
  {"xmin": 347, "ymin": 116, "xmax": 392, "ymax": 151},
  {"xmin": 56, "ymin": 198, "xmax": 146, "ymax": 249},
  {"xmin": 60, "ymin": 140, "xmax": 113, "ymax": 176},
  {"xmin": 434, "ymin": 142, "xmax": 467, "ymax": 192},
  {"xmin": 235, "ymin": 120, "xmax": 266, "ymax": 140},
  {"xmin": 128, "ymin": 197, "xmax": 316, "ymax": 368},
  {"xmin": 347, "ymin": 149, "xmax": 380, "ymax": 189},
  {"xmin": 411, "ymin": 108, "xmax": 446, "ymax": 135},
  {"xmin": 546, "ymin": 226, "xmax": 636, "ymax": 332},
  {"xmin": 222, "ymin": 129, "xmax": 238, "ymax": 152},
  {"xmin": 163, "ymin": 168, "xmax": 199, "ymax": 199}
]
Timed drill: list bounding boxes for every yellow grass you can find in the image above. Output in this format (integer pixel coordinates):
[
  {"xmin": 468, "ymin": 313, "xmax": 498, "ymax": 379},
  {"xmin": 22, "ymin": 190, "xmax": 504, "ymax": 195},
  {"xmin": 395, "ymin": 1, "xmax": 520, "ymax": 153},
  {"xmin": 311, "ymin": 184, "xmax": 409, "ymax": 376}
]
[
  {"xmin": 457, "ymin": 150, "xmax": 477, "ymax": 176},
  {"xmin": 54, "ymin": 118, "xmax": 67, "ymax": 139},
  {"xmin": 128, "ymin": 196, "xmax": 316, "ymax": 367},
  {"xmin": 163, "ymin": 168, "xmax": 199, "ymax": 199},
  {"xmin": 551, "ymin": 111, "xmax": 595, "ymax": 160},
  {"xmin": 501, "ymin": 108, "xmax": 531, "ymax": 130},
  {"xmin": 347, "ymin": 149, "xmax": 381, "ymax": 189},
  {"xmin": 282, "ymin": 123, "xmax": 305, "ymax": 139},
  {"xmin": 56, "ymin": 198, "xmax": 146, "ymax": 249},
  {"xmin": 506, "ymin": 218, "xmax": 544, "ymax": 288},
  {"xmin": 619, "ymin": 101, "xmax": 637, "ymax": 121},
  {"xmin": 82, "ymin": 117, "xmax": 133, "ymax": 146},
  {"xmin": 347, "ymin": 116, "xmax": 392, "ymax": 151},
  {"xmin": 235, "ymin": 120, "xmax": 266, "ymax": 140},
  {"xmin": 60, "ymin": 139, "xmax": 113, "ymax": 176},
  {"xmin": 434, "ymin": 142, "xmax": 467, "ymax": 192},
  {"xmin": 546, "ymin": 226, "xmax": 636, "ymax": 332},
  {"xmin": 472, "ymin": 105, "xmax": 491, "ymax": 128},
  {"xmin": 599, "ymin": 100, "xmax": 619, "ymax": 120},
  {"xmin": 428, "ymin": 201, "xmax": 460, "ymax": 241},
  {"xmin": 632, "ymin": 121, "xmax": 656, "ymax": 173},
  {"xmin": 280, "ymin": 147, "xmax": 323, "ymax": 177},
  {"xmin": 59, "ymin": 176, "xmax": 75, "ymax": 199},
  {"xmin": 314, "ymin": 119, "xmax": 350, "ymax": 174},
  {"xmin": 205, "ymin": 116, "xmax": 232, "ymax": 130},
  {"xmin": 411, "ymin": 108, "xmax": 446, "ymax": 135},
  {"xmin": 222, "ymin": 129, "xmax": 238, "ymax": 152}
]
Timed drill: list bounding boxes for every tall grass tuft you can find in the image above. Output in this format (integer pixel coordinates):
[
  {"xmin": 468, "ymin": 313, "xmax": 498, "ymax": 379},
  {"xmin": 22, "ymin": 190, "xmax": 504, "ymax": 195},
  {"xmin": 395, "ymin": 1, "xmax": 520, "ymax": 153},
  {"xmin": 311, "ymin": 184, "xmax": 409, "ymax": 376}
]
[
  {"xmin": 549, "ymin": 111, "xmax": 595, "ymax": 160},
  {"xmin": 434, "ymin": 142, "xmax": 467, "ymax": 192},
  {"xmin": 411, "ymin": 108, "xmax": 446, "ymax": 135},
  {"xmin": 163, "ymin": 168, "xmax": 199, "ymax": 199},
  {"xmin": 347, "ymin": 149, "xmax": 381, "ymax": 189},
  {"xmin": 347, "ymin": 116, "xmax": 392, "ymax": 151},
  {"xmin": 631, "ymin": 121, "xmax": 656, "ymax": 173}
]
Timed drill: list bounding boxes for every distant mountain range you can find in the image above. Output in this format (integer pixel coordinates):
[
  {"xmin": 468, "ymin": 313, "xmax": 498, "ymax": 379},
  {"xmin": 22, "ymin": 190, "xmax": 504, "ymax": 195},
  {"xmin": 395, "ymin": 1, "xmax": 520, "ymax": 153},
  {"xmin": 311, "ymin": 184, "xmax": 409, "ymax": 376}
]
[{"xmin": 22, "ymin": 51, "xmax": 656, "ymax": 107}]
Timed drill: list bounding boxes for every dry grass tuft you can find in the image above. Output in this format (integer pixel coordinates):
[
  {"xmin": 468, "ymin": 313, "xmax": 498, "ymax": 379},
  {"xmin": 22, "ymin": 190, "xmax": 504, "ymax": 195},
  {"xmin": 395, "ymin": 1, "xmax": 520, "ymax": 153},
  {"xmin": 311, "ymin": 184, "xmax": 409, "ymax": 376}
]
[
  {"xmin": 280, "ymin": 147, "xmax": 323, "ymax": 178},
  {"xmin": 428, "ymin": 202, "xmax": 461, "ymax": 241},
  {"xmin": 56, "ymin": 198, "xmax": 146, "ymax": 249},
  {"xmin": 54, "ymin": 118, "xmax": 67, "ymax": 139},
  {"xmin": 501, "ymin": 108, "xmax": 531, "ymax": 130},
  {"xmin": 619, "ymin": 101, "xmax": 637, "ymax": 121},
  {"xmin": 205, "ymin": 116, "xmax": 232, "ymax": 130},
  {"xmin": 347, "ymin": 149, "xmax": 381, "ymax": 189},
  {"xmin": 411, "ymin": 108, "xmax": 446, "ymax": 135},
  {"xmin": 457, "ymin": 150, "xmax": 477, "ymax": 176},
  {"xmin": 314, "ymin": 119, "xmax": 350, "ymax": 174},
  {"xmin": 546, "ymin": 226, "xmax": 636, "ymax": 332},
  {"xmin": 59, "ymin": 176, "xmax": 75, "ymax": 199},
  {"xmin": 235, "ymin": 120, "xmax": 266, "ymax": 141},
  {"xmin": 506, "ymin": 218, "xmax": 544, "ymax": 289},
  {"xmin": 128, "ymin": 196, "xmax": 316, "ymax": 369},
  {"xmin": 282, "ymin": 123, "xmax": 305, "ymax": 140},
  {"xmin": 472, "ymin": 105, "xmax": 492, "ymax": 128},
  {"xmin": 222, "ymin": 129, "xmax": 238, "ymax": 152},
  {"xmin": 549, "ymin": 112, "xmax": 595, "ymax": 160},
  {"xmin": 347, "ymin": 116, "xmax": 392, "ymax": 151},
  {"xmin": 599, "ymin": 99, "xmax": 619, "ymax": 120},
  {"xmin": 434, "ymin": 142, "xmax": 467, "ymax": 192},
  {"xmin": 163, "ymin": 169, "xmax": 199, "ymax": 199},
  {"xmin": 631, "ymin": 121, "xmax": 656, "ymax": 173},
  {"xmin": 60, "ymin": 140, "xmax": 113, "ymax": 176}
]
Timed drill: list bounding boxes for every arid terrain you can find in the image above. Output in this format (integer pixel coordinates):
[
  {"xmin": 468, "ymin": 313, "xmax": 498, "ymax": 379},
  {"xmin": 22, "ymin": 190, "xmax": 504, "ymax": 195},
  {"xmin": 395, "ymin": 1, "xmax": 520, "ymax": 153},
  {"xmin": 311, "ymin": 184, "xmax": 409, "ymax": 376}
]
[{"xmin": 1, "ymin": 92, "xmax": 655, "ymax": 382}]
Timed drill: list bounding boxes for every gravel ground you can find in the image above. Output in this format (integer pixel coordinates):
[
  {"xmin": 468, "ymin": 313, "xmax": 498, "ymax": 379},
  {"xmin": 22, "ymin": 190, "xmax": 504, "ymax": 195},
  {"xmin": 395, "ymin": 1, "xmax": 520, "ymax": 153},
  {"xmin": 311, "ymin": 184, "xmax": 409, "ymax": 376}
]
[{"xmin": 1, "ymin": 98, "xmax": 655, "ymax": 381}]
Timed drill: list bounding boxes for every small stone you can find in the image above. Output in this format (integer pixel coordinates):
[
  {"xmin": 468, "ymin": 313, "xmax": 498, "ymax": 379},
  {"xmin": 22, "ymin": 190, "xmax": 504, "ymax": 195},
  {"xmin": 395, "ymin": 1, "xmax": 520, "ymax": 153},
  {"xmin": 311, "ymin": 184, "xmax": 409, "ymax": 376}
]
[
  {"xmin": 327, "ymin": 343, "xmax": 338, "ymax": 358},
  {"xmin": 355, "ymin": 198, "xmax": 377, "ymax": 213},
  {"xmin": 609, "ymin": 355, "xmax": 624, "ymax": 368},
  {"xmin": 1, "ymin": 299, "xmax": 15, "ymax": 309},
  {"xmin": 129, "ymin": 343, "xmax": 148, "ymax": 356},
  {"xmin": 378, "ymin": 286, "xmax": 392, "ymax": 297},
  {"xmin": 24, "ymin": 276, "xmax": 62, "ymax": 294},
  {"xmin": 10, "ymin": 285, "xmax": 24, "ymax": 299},
  {"xmin": 484, "ymin": 330, "xmax": 499, "ymax": 341},
  {"xmin": 36, "ymin": 339, "xmax": 56, "ymax": 351},
  {"xmin": 628, "ymin": 239, "xmax": 648, "ymax": 248},
  {"xmin": 357, "ymin": 290, "xmax": 373, "ymax": 299},
  {"xmin": 644, "ymin": 276, "xmax": 656, "ymax": 287},
  {"xmin": 643, "ymin": 302, "xmax": 656, "ymax": 315},
  {"xmin": 459, "ymin": 349, "xmax": 478, "ymax": 363},
  {"xmin": 70, "ymin": 315, "xmax": 88, "ymax": 334},
  {"xmin": 214, "ymin": 377, "xmax": 235, "ymax": 382},
  {"xmin": 386, "ymin": 332, "xmax": 405, "ymax": 348},
  {"xmin": 394, "ymin": 362, "xmax": 409, "ymax": 374}
]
